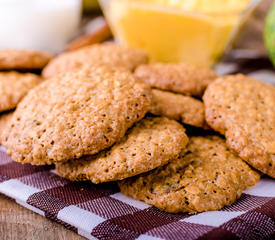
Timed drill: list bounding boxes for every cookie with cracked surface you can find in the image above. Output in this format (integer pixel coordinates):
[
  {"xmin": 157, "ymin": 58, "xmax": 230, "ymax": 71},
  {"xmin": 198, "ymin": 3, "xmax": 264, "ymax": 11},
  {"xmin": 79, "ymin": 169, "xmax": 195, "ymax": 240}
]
[
  {"xmin": 0, "ymin": 111, "xmax": 13, "ymax": 144},
  {"xmin": 203, "ymin": 74, "xmax": 275, "ymax": 178},
  {"xmin": 0, "ymin": 72, "xmax": 42, "ymax": 112},
  {"xmin": 42, "ymin": 43, "xmax": 148, "ymax": 78},
  {"xmin": 2, "ymin": 65, "xmax": 152, "ymax": 165},
  {"xmin": 56, "ymin": 117, "xmax": 189, "ymax": 183},
  {"xmin": 150, "ymin": 89, "xmax": 207, "ymax": 128},
  {"xmin": 135, "ymin": 63, "xmax": 217, "ymax": 97},
  {"xmin": 118, "ymin": 136, "xmax": 260, "ymax": 213},
  {"xmin": 0, "ymin": 49, "xmax": 53, "ymax": 70}
]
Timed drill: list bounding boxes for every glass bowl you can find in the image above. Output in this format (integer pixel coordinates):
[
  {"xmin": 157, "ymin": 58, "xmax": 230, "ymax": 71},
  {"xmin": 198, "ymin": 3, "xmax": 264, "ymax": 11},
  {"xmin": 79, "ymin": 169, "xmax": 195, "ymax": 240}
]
[{"xmin": 100, "ymin": 0, "xmax": 261, "ymax": 67}]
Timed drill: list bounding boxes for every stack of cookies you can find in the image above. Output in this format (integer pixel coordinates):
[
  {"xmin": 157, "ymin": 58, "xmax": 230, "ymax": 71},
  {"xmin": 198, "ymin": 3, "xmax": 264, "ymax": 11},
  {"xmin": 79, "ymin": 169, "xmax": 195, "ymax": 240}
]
[
  {"xmin": 0, "ymin": 49, "xmax": 53, "ymax": 143},
  {"xmin": 0, "ymin": 43, "xmax": 274, "ymax": 214},
  {"xmin": 135, "ymin": 63, "xmax": 216, "ymax": 128}
]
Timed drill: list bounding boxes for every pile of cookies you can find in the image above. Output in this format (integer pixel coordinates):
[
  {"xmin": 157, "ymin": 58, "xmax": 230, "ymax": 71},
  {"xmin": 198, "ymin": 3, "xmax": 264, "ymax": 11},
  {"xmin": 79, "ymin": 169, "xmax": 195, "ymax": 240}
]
[
  {"xmin": 0, "ymin": 43, "xmax": 274, "ymax": 214},
  {"xmin": 0, "ymin": 49, "xmax": 53, "ymax": 138}
]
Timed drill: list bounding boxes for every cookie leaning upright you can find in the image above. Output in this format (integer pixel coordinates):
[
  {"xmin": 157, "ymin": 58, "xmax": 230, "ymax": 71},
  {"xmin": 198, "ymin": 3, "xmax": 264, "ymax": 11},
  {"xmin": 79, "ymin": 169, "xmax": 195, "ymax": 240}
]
[
  {"xmin": 2, "ymin": 65, "xmax": 152, "ymax": 165},
  {"xmin": 135, "ymin": 63, "xmax": 217, "ymax": 97},
  {"xmin": 0, "ymin": 49, "xmax": 53, "ymax": 70},
  {"xmin": 118, "ymin": 136, "xmax": 260, "ymax": 213},
  {"xmin": 56, "ymin": 117, "xmax": 189, "ymax": 183},
  {"xmin": 203, "ymin": 74, "xmax": 275, "ymax": 178},
  {"xmin": 0, "ymin": 72, "xmax": 42, "ymax": 112},
  {"xmin": 42, "ymin": 43, "xmax": 148, "ymax": 78}
]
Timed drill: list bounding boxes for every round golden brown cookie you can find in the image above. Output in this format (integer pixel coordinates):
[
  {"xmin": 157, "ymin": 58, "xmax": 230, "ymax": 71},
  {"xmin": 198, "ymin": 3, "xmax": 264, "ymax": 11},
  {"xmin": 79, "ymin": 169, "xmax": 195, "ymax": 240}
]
[
  {"xmin": 135, "ymin": 63, "xmax": 217, "ymax": 97},
  {"xmin": 150, "ymin": 89, "xmax": 207, "ymax": 128},
  {"xmin": 42, "ymin": 43, "xmax": 148, "ymax": 78},
  {"xmin": 0, "ymin": 72, "xmax": 42, "ymax": 112},
  {"xmin": 56, "ymin": 117, "xmax": 189, "ymax": 183},
  {"xmin": 203, "ymin": 74, "xmax": 275, "ymax": 178},
  {"xmin": 0, "ymin": 111, "xmax": 13, "ymax": 144},
  {"xmin": 118, "ymin": 136, "xmax": 260, "ymax": 213},
  {"xmin": 0, "ymin": 49, "xmax": 53, "ymax": 70},
  {"xmin": 2, "ymin": 65, "xmax": 152, "ymax": 165}
]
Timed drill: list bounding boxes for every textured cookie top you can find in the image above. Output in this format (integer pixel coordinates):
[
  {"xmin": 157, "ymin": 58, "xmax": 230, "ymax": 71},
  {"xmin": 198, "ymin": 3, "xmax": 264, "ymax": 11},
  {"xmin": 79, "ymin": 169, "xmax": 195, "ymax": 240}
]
[
  {"xmin": 135, "ymin": 63, "xmax": 217, "ymax": 97},
  {"xmin": 119, "ymin": 136, "xmax": 260, "ymax": 213},
  {"xmin": 2, "ymin": 65, "xmax": 152, "ymax": 165},
  {"xmin": 0, "ymin": 72, "xmax": 42, "ymax": 112},
  {"xmin": 150, "ymin": 89, "xmax": 207, "ymax": 128},
  {"xmin": 0, "ymin": 112, "xmax": 13, "ymax": 144},
  {"xmin": 203, "ymin": 74, "xmax": 275, "ymax": 178},
  {"xmin": 42, "ymin": 43, "xmax": 148, "ymax": 78},
  {"xmin": 56, "ymin": 117, "xmax": 189, "ymax": 183},
  {"xmin": 0, "ymin": 49, "xmax": 53, "ymax": 70}
]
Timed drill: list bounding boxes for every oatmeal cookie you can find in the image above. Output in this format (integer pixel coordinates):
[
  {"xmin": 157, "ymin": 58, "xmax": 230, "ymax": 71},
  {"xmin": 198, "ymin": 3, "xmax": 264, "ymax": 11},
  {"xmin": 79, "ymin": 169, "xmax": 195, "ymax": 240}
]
[
  {"xmin": 119, "ymin": 136, "xmax": 260, "ymax": 213},
  {"xmin": 0, "ymin": 111, "xmax": 13, "ymax": 144},
  {"xmin": 0, "ymin": 49, "xmax": 53, "ymax": 70},
  {"xmin": 203, "ymin": 74, "xmax": 275, "ymax": 178},
  {"xmin": 135, "ymin": 63, "xmax": 217, "ymax": 97},
  {"xmin": 0, "ymin": 72, "xmax": 42, "ymax": 112},
  {"xmin": 42, "ymin": 43, "xmax": 148, "ymax": 78},
  {"xmin": 56, "ymin": 117, "xmax": 188, "ymax": 183},
  {"xmin": 150, "ymin": 89, "xmax": 207, "ymax": 128},
  {"xmin": 2, "ymin": 65, "xmax": 152, "ymax": 165}
]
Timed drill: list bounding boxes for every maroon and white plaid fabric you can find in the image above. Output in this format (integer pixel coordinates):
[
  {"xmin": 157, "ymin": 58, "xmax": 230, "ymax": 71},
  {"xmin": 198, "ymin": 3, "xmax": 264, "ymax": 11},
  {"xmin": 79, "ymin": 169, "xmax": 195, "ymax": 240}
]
[
  {"xmin": 0, "ymin": 148, "xmax": 274, "ymax": 240},
  {"xmin": 0, "ymin": 54, "xmax": 275, "ymax": 240}
]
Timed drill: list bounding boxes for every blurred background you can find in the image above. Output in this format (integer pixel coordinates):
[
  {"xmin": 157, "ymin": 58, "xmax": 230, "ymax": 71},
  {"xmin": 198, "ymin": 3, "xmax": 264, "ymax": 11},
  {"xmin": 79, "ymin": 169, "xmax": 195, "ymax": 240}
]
[{"xmin": 0, "ymin": 0, "xmax": 274, "ymax": 74}]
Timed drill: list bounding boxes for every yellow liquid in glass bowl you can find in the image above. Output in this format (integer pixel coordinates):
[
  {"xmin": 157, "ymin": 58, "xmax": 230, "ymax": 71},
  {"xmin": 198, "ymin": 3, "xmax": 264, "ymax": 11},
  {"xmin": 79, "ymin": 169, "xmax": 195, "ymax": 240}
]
[{"xmin": 101, "ymin": 0, "xmax": 252, "ymax": 67}]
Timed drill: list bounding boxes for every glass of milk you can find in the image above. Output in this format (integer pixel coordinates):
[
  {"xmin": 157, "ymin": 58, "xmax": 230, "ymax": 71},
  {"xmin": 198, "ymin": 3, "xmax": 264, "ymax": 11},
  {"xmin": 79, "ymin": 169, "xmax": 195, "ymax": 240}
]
[{"xmin": 0, "ymin": 0, "xmax": 82, "ymax": 53}]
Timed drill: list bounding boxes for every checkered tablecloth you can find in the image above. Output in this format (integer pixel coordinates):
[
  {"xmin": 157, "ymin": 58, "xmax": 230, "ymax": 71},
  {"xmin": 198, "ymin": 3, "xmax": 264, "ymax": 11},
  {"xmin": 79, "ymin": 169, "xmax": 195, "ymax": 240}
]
[
  {"xmin": 0, "ymin": 53, "xmax": 275, "ymax": 240},
  {"xmin": 0, "ymin": 146, "xmax": 274, "ymax": 240}
]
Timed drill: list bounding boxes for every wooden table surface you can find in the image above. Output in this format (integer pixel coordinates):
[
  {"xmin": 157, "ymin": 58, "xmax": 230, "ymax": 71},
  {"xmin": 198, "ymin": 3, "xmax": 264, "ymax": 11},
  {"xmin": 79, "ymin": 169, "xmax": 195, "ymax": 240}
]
[{"xmin": 0, "ymin": 194, "xmax": 85, "ymax": 240}]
